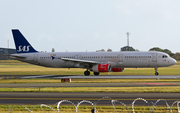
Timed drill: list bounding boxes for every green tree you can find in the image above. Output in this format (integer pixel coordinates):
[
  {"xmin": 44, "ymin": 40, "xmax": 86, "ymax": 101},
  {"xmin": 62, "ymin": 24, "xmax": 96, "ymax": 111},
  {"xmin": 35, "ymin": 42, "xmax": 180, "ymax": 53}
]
[
  {"xmin": 149, "ymin": 47, "xmax": 174, "ymax": 56},
  {"xmin": 172, "ymin": 53, "xmax": 180, "ymax": 60},
  {"xmin": 52, "ymin": 48, "xmax": 55, "ymax": 52},
  {"xmin": 96, "ymin": 49, "xmax": 106, "ymax": 52},
  {"xmin": 107, "ymin": 49, "xmax": 112, "ymax": 52},
  {"xmin": 149, "ymin": 47, "xmax": 163, "ymax": 52},
  {"xmin": 121, "ymin": 46, "xmax": 135, "ymax": 51}
]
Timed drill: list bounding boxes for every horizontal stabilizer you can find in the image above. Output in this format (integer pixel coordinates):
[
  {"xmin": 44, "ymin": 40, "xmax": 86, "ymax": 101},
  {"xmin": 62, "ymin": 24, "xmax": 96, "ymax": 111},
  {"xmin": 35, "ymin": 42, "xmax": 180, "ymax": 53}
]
[{"xmin": 9, "ymin": 54, "xmax": 27, "ymax": 59}]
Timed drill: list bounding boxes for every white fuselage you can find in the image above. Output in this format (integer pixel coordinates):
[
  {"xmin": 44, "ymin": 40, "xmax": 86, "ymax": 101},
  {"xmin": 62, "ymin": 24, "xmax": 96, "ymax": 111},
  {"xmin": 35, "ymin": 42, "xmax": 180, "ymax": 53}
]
[{"xmin": 12, "ymin": 51, "xmax": 176, "ymax": 69}]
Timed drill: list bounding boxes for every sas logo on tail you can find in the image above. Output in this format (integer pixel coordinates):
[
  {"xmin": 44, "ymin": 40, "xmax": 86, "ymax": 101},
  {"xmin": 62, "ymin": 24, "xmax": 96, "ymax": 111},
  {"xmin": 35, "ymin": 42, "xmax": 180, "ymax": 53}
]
[{"xmin": 17, "ymin": 45, "xmax": 30, "ymax": 52}]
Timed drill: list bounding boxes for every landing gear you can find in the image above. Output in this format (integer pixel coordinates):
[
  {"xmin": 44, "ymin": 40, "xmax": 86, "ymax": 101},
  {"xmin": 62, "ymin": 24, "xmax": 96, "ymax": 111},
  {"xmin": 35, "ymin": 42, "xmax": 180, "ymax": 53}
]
[
  {"xmin": 84, "ymin": 70, "xmax": 90, "ymax": 76},
  {"xmin": 154, "ymin": 67, "xmax": 159, "ymax": 76},
  {"xmin": 155, "ymin": 72, "xmax": 159, "ymax": 75},
  {"xmin": 94, "ymin": 72, "xmax": 99, "ymax": 76}
]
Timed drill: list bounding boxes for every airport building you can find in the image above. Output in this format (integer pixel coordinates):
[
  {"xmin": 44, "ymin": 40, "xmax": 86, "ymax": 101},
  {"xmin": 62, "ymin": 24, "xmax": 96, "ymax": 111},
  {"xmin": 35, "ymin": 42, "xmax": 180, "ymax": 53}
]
[{"xmin": 0, "ymin": 48, "xmax": 16, "ymax": 60}]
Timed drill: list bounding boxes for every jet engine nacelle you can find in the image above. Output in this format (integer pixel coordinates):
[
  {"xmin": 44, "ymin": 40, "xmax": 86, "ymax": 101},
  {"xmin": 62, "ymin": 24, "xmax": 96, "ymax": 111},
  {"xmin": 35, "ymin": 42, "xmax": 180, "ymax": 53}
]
[
  {"xmin": 91, "ymin": 64, "xmax": 111, "ymax": 72},
  {"xmin": 111, "ymin": 68, "xmax": 124, "ymax": 72}
]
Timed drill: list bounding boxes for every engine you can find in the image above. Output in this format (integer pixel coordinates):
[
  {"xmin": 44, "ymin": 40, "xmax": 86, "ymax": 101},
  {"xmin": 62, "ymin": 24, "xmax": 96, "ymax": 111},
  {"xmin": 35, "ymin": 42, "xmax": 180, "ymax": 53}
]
[
  {"xmin": 111, "ymin": 68, "xmax": 124, "ymax": 72},
  {"xmin": 91, "ymin": 64, "xmax": 111, "ymax": 72}
]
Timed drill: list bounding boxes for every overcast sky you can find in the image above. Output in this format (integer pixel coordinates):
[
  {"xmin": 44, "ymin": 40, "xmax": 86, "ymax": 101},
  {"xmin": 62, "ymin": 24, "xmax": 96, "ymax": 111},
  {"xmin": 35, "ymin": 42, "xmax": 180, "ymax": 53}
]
[{"xmin": 0, "ymin": 0, "xmax": 180, "ymax": 53}]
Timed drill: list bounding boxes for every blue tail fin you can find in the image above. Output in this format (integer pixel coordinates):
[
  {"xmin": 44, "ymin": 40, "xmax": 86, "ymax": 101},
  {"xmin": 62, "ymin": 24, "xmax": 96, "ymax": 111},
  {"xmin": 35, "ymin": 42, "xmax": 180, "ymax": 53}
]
[{"xmin": 12, "ymin": 29, "xmax": 38, "ymax": 53}]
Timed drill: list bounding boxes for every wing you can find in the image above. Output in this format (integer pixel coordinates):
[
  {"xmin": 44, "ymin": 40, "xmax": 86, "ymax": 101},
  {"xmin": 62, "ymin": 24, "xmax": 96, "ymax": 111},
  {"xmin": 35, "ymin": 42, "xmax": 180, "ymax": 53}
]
[
  {"xmin": 60, "ymin": 58, "xmax": 99, "ymax": 64},
  {"xmin": 56, "ymin": 57, "xmax": 101, "ymax": 68}
]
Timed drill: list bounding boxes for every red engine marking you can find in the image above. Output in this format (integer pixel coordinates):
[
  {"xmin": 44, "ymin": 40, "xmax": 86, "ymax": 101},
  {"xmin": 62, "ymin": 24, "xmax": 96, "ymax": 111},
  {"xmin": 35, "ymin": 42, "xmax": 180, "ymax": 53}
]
[
  {"xmin": 98, "ymin": 64, "xmax": 109, "ymax": 72},
  {"xmin": 112, "ymin": 68, "xmax": 123, "ymax": 72}
]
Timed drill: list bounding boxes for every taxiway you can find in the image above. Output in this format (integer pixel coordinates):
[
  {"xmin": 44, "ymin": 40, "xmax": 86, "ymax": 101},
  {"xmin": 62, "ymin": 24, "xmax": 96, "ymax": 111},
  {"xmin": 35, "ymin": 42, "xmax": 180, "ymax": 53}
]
[
  {"xmin": 0, "ymin": 92, "xmax": 179, "ymax": 105},
  {"xmin": 1, "ymin": 75, "xmax": 180, "ymax": 79}
]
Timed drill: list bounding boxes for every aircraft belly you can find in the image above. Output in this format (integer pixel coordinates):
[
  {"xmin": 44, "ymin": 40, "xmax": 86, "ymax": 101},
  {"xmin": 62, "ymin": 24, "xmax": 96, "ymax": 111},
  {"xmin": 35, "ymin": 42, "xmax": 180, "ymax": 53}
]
[
  {"xmin": 137, "ymin": 61, "xmax": 150, "ymax": 67},
  {"xmin": 123, "ymin": 59, "xmax": 134, "ymax": 67},
  {"xmin": 123, "ymin": 59, "xmax": 153, "ymax": 68}
]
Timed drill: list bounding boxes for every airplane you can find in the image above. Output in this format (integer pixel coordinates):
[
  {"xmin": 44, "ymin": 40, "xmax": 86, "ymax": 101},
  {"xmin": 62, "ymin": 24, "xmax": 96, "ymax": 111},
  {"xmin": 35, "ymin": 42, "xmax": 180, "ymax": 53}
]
[{"xmin": 9, "ymin": 29, "xmax": 177, "ymax": 76}]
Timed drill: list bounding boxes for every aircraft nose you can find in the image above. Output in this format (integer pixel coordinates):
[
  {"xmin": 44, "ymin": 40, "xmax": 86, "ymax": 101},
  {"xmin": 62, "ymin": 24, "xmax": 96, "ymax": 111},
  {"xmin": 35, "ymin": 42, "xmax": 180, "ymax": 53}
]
[{"xmin": 171, "ymin": 58, "xmax": 177, "ymax": 65}]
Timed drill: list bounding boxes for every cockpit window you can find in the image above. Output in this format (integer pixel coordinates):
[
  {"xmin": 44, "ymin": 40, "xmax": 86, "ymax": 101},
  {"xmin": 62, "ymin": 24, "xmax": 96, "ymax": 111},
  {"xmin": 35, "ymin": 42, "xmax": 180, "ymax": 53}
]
[{"xmin": 162, "ymin": 55, "xmax": 168, "ymax": 58}]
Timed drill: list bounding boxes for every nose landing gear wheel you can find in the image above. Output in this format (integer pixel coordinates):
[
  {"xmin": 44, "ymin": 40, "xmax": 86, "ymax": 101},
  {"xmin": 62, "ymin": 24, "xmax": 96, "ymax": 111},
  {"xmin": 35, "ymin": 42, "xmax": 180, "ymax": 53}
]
[
  {"xmin": 155, "ymin": 72, "xmax": 159, "ymax": 75},
  {"xmin": 84, "ymin": 71, "xmax": 90, "ymax": 76},
  {"xmin": 154, "ymin": 67, "xmax": 159, "ymax": 76}
]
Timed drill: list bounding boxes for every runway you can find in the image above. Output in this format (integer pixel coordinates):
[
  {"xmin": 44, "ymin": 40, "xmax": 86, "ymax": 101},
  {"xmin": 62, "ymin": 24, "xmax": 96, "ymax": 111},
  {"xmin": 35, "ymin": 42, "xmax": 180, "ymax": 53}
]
[
  {"xmin": 0, "ymin": 92, "xmax": 179, "ymax": 106},
  {"xmin": 1, "ymin": 75, "xmax": 180, "ymax": 79}
]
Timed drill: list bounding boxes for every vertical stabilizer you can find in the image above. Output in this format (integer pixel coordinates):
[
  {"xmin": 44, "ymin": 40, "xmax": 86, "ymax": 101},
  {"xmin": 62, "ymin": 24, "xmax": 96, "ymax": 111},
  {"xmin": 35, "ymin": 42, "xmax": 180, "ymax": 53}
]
[{"xmin": 12, "ymin": 29, "xmax": 38, "ymax": 53}]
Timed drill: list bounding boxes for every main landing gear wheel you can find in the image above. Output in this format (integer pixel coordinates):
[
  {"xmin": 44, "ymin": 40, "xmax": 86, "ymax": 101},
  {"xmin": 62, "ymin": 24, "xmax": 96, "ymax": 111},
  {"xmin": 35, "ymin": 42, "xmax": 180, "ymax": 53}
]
[
  {"xmin": 84, "ymin": 71, "xmax": 90, "ymax": 76},
  {"xmin": 94, "ymin": 72, "xmax": 99, "ymax": 76}
]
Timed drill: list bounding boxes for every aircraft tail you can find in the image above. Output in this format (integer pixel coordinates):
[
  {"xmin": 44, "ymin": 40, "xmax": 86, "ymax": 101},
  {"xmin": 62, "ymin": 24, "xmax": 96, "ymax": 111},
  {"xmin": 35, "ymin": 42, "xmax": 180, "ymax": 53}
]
[{"xmin": 12, "ymin": 29, "xmax": 38, "ymax": 53}]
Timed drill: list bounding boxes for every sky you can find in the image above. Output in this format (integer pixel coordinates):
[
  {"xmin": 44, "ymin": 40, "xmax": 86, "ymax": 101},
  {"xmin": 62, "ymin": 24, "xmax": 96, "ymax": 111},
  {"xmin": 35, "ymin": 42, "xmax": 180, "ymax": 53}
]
[{"xmin": 0, "ymin": 0, "xmax": 180, "ymax": 53}]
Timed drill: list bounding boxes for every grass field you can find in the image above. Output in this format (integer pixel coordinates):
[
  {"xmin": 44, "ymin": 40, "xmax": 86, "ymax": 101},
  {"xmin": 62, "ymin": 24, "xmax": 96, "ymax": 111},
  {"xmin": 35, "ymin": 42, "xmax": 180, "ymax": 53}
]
[
  {"xmin": 0, "ymin": 86, "xmax": 180, "ymax": 93},
  {"xmin": 1, "ymin": 78, "xmax": 180, "ymax": 84},
  {"xmin": 0, "ymin": 105, "xmax": 179, "ymax": 113},
  {"xmin": 0, "ymin": 60, "xmax": 180, "ymax": 75}
]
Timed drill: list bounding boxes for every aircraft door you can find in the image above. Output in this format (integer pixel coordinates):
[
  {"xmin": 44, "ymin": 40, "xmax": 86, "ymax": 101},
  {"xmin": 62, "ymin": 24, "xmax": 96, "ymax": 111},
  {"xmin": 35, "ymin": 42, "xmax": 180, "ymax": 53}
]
[
  {"xmin": 119, "ymin": 54, "xmax": 123, "ymax": 64},
  {"xmin": 33, "ymin": 54, "xmax": 38, "ymax": 63},
  {"xmin": 75, "ymin": 54, "xmax": 81, "ymax": 59},
  {"xmin": 78, "ymin": 54, "xmax": 81, "ymax": 59},
  {"xmin": 152, "ymin": 53, "xmax": 157, "ymax": 62}
]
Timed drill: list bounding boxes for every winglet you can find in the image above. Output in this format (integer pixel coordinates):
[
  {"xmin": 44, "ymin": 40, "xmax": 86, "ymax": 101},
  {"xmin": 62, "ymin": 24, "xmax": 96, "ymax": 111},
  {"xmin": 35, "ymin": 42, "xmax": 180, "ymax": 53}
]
[{"xmin": 12, "ymin": 29, "xmax": 38, "ymax": 53}]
